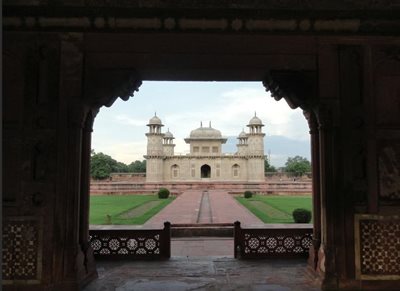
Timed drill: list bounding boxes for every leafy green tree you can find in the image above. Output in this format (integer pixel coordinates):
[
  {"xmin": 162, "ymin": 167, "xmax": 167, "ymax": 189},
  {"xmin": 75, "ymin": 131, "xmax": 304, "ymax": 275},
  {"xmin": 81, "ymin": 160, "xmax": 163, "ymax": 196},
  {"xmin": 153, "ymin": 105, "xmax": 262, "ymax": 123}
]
[
  {"xmin": 284, "ymin": 156, "xmax": 311, "ymax": 177},
  {"xmin": 90, "ymin": 151, "xmax": 132, "ymax": 179},
  {"xmin": 128, "ymin": 160, "xmax": 146, "ymax": 173},
  {"xmin": 90, "ymin": 152, "xmax": 116, "ymax": 179},
  {"xmin": 113, "ymin": 161, "xmax": 129, "ymax": 173},
  {"xmin": 264, "ymin": 156, "xmax": 277, "ymax": 172}
]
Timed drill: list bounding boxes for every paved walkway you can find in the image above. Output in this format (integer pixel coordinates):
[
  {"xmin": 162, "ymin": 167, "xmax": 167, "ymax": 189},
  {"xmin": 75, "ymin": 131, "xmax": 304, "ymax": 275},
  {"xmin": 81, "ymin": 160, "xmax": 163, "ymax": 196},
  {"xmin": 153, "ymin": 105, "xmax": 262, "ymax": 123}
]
[{"xmin": 144, "ymin": 190, "xmax": 263, "ymax": 227}]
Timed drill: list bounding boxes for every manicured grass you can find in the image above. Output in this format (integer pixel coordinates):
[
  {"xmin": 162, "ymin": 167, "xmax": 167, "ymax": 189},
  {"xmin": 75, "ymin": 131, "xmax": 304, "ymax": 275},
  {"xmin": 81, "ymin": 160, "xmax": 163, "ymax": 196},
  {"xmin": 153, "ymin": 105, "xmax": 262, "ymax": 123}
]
[
  {"xmin": 89, "ymin": 195, "xmax": 174, "ymax": 225},
  {"xmin": 236, "ymin": 195, "xmax": 312, "ymax": 223}
]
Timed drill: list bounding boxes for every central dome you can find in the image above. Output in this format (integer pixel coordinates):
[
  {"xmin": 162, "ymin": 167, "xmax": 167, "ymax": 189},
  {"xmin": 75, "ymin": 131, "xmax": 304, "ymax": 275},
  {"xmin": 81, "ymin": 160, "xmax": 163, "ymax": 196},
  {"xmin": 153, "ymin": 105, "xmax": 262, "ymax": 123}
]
[{"xmin": 190, "ymin": 126, "xmax": 222, "ymax": 139}]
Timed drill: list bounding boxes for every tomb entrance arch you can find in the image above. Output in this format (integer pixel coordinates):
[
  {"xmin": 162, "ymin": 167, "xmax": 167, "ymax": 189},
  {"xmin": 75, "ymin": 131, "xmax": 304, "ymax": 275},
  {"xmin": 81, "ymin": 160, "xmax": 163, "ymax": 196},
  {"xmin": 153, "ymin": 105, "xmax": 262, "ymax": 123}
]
[{"xmin": 201, "ymin": 164, "xmax": 211, "ymax": 178}]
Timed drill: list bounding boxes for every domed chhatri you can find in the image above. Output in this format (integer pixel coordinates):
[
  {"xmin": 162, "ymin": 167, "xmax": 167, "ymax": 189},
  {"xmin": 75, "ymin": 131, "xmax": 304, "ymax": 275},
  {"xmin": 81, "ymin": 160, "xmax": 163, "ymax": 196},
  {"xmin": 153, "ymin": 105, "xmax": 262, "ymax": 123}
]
[
  {"xmin": 145, "ymin": 113, "xmax": 265, "ymax": 183},
  {"xmin": 238, "ymin": 129, "xmax": 247, "ymax": 138},
  {"xmin": 247, "ymin": 112, "xmax": 264, "ymax": 126},
  {"xmin": 164, "ymin": 129, "xmax": 174, "ymax": 138},
  {"xmin": 147, "ymin": 113, "xmax": 163, "ymax": 126}
]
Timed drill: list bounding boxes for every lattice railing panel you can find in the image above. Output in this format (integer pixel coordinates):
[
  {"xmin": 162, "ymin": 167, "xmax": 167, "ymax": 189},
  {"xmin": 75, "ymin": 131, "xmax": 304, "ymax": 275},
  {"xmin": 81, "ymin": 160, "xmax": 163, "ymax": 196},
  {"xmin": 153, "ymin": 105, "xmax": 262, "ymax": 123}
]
[
  {"xmin": 355, "ymin": 215, "xmax": 400, "ymax": 280},
  {"xmin": 2, "ymin": 217, "xmax": 42, "ymax": 283},
  {"xmin": 234, "ymin": 221, "xmax": 312, "ymax": 259},
  {"xmin": 89, "ymin": 222, "xmax": 171, "ymax": 259}
]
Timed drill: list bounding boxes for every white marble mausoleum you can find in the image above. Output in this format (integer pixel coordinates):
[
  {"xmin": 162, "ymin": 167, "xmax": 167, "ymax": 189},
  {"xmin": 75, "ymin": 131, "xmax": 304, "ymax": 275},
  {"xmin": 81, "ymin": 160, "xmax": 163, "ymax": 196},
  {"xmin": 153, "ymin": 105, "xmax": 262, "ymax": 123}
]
[{"xmin": 144, "ymin": 114, "xmax": 266, "ymax": 183}]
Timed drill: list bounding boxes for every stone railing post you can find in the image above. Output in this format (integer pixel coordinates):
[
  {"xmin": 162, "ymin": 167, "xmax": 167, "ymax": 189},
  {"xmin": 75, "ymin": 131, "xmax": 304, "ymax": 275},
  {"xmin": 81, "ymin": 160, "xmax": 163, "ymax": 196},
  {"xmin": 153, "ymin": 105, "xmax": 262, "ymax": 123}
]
[{"xmin": 163, "ymin": 221, "xmax": 172, "ymax": 258}]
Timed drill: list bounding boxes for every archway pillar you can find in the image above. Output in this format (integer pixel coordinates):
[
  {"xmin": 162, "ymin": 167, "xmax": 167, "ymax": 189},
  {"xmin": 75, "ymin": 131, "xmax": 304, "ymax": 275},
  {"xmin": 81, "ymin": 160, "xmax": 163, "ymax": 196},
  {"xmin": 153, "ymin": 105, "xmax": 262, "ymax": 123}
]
[
  {"xmin": 315, "ymin": 102, "xmax": 341, "ymax": 289},
  {"xmin": 50, "ymin": 33, "xmax": 142, "ymax": 289},
  {"xmin": 264, "ymin": 67, "xmax": 341, "ymax": 288},
  {"xmin": 53, "ymin": 34, "xmax": 98, "ymax": 289},
  {"xmin": 303, "ymin": 110, "xmax": 321, "ymax": 272}
]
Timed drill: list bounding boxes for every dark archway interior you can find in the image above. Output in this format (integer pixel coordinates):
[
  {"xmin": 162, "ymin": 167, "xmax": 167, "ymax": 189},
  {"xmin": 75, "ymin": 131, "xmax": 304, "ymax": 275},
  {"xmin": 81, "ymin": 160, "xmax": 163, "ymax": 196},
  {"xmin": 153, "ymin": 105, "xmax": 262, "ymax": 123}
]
[{"xmin": 201, "ymin": 164, "xmax": 211, "ymax": 178}]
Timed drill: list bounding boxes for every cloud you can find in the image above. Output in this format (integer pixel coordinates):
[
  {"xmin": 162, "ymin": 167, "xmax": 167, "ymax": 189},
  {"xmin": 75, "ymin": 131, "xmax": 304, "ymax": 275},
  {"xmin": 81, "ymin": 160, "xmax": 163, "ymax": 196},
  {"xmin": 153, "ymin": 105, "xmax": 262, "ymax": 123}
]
[
  {"xmin": 115, "ymin": 115, "xmax": 147, "ymax": 127},
  {"xmin": 160, "ymin": 87, "xmax": 300, "ymax": 137},
  {"xmin": 92, "ymin": 82, "xmax": 310, "ymax": 164},
  {"xmin": 191, "ymin": 86, "xmax": 309, "ymax": 140},
  {"xmin": 174, "ymin": 139, "xmax": 190, "ymax": 155},
  {"xmin": 269, "ymin": 154, "xmax": 289, "ymax": 168}
]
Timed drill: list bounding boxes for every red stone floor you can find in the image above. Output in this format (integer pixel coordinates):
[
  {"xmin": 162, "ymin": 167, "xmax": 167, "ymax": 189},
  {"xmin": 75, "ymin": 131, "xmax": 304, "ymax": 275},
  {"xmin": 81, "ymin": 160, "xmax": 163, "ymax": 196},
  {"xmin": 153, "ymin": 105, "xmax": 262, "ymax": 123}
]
[{"xmin": 144, "ymin": 190, "xmax": 263, "ymax": 227}]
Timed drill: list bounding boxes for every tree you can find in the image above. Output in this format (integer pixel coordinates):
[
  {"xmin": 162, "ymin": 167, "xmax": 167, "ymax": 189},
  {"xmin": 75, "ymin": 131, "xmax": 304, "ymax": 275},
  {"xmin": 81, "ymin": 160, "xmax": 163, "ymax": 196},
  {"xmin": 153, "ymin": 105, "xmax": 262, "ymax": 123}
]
[
  {"xmin": 284, "ymin": 156, "xmax": 311, "ymax": 177},
  {"xmin": 264, "ymin": 156, "xmax": 277, "ymax": 172},
  {"xmin": 90, "ymin": 150, "xmax": 147, "ymax": 179},
  {"xmin": 90, "ymin": 152, "xmax": 116, "ymax": 179},
  {"xmin": 128, "ymin": 160, "xmax": 146, "ymax": 173},
  {"xmin": 114, "ymin": 161, "xmax": 129, "ymax": 173},
  {"xmin": 90, "ymin": 151, "xmax": 130, "ymax": 179}
]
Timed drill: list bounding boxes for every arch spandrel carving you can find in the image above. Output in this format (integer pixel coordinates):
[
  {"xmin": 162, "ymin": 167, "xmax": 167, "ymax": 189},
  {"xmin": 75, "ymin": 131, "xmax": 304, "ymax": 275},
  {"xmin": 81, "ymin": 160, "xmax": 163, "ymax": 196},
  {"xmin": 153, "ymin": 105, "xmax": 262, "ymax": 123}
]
[
  {"xmin": 84, "ymin": 69, "xmax": 142, "ymax": 109},
  {"xmin": 263, "ymin": 70, "xmax": 317, "ymax": 111}
]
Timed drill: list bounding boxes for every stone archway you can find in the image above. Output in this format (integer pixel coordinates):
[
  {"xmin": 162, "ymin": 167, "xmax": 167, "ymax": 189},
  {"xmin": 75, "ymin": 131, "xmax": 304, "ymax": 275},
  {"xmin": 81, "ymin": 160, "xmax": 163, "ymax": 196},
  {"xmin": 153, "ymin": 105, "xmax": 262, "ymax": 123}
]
[
  {"xmin": 201, "ymin": 164, "xmax": 211, "ymax": 178},
  {"xmin": 4, "ymin": 5, "xmax": 400, "ymax": 288}
]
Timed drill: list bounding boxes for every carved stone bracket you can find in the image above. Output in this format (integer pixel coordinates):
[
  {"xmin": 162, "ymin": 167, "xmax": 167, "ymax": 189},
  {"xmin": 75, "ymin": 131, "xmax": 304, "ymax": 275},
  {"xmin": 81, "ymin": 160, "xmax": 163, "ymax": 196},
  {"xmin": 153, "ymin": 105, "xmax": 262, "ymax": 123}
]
[
  {"xmin": 84, "ymin": 69, "xmax": 142, "ymax": 109},
  {"xmin": 263, "ymin": 70, "xmax": 317, "ymax": 111},
  {"xmin": 303, "ymin": 110, "xmax": 318, "ymax": 135},
  {"xmin": 315, "ymin": 103, "xmax": 336, "ymax": 131}
]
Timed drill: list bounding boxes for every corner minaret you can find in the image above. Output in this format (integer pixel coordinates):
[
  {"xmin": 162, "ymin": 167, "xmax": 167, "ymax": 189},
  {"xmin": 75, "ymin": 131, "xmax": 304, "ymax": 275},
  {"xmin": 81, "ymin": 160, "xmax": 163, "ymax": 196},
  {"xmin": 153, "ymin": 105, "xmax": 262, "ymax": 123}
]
[
  {"xmin": 145, "ymin": 114, "xmax": 164, "ymax": 182},
  {"xmin": 236, "ymin": 129, "xmax": 248, "ymax": 155},
  {"xmin": 246, "ymin": 112, "xmax": 265, "ymax": 155},
  {"xmin": 246, "ymin": 113, "xmax": 265, "ymax": 182},
  {"xmin": 163, "ymin": 129, "xmax": 175, "ymax": 156}
]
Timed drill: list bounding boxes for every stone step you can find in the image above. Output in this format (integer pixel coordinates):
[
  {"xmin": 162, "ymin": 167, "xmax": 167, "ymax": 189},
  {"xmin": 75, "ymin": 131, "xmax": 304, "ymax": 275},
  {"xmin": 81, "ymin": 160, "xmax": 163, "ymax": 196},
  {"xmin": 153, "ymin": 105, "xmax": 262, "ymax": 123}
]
[{"xmin": 171, "ymin": 223, "xmax": 233, "ymax": 237}]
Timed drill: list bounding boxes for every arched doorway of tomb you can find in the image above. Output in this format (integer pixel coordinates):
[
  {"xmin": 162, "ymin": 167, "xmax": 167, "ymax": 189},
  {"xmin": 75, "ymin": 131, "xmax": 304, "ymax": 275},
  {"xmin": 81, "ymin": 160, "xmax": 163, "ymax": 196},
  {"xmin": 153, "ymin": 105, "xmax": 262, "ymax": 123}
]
[{"xmin": 201, "ymin": 164, "xmax": 211, "ymax": 178}]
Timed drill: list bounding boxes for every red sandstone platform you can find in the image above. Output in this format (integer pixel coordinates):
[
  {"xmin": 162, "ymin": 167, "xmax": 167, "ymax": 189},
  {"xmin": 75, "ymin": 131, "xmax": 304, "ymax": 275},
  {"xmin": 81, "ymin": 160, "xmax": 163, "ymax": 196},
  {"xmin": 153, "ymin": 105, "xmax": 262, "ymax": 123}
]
[{"xmin": 144, "ymin": 190, "xmax": 263, "ymax": 228}]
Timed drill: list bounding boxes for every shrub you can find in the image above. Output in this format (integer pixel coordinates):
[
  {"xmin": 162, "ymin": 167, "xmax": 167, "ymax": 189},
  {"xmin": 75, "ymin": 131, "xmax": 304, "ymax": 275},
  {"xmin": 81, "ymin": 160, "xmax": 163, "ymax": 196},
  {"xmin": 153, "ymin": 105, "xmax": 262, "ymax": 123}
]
[
  {"xmin": 292, "ymin": 208, "xmax": 312, "ymax": 223},
  {"xmin": 158, "ymin": 188, "xmax": 170, "ymax": 199},
  {"xmin": 244, "ymin": 191, "xmax": 253, "ymax": 198}
]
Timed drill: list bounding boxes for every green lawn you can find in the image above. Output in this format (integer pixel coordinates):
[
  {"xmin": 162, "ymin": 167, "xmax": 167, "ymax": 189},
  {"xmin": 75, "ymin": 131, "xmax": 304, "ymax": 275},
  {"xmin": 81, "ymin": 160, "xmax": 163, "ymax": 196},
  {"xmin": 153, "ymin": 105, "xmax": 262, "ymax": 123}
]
[
  {"xmin": 89, "ymin": 195, "xmax": 174, "ymax": 225},
  {"xmin": 236, "ymin": 195, "xmax": 312, "ymax": 223}
]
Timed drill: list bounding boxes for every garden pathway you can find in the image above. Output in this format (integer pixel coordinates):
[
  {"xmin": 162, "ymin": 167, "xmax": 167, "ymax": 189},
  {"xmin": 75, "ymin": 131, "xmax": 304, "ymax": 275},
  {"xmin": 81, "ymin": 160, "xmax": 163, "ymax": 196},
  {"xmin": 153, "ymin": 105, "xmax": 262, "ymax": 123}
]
[{"xmin": 144, "ymin": 189, "xmax": 263, "ymax": 227}]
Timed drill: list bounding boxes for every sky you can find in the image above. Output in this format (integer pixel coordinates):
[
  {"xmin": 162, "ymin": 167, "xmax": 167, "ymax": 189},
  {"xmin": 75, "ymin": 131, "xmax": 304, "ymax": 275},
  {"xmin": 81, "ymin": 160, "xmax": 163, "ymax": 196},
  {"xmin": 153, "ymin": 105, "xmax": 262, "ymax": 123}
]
[{"xmin": 92, "ymin": 81, "xmax": 310, "ymax": 167}]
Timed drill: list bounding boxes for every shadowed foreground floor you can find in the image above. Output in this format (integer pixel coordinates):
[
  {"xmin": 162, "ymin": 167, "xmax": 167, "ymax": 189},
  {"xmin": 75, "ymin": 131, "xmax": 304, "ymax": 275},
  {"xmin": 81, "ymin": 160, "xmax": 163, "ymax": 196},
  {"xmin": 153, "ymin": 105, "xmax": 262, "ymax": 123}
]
[{"xmin": 84, "ymin": 256, "xmax": 320, "ymax": 291}]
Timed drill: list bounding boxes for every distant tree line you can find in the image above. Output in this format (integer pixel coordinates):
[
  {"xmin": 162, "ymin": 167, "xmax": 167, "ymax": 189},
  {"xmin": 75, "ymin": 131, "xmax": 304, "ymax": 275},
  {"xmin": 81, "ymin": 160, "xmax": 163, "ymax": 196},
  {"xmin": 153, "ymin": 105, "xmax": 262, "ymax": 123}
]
[
  {"xmin": 90, "ymin": 150, "xmax": 146, "ymax": 180},
  {"xmin": 284, "ymin": 155, "xmax": 311, "ymax": 176},
  {"xmin": 265, "ymin": 155, "xmax": 311, "ymax": 176}
]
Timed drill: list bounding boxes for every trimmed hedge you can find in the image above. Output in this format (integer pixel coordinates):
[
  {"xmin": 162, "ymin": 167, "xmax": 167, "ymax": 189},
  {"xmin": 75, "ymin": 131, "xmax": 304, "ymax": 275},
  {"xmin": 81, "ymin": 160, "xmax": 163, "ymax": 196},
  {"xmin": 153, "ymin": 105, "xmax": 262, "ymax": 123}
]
[
  {"xmin": 244, "ymin": 191, "xmax": 253, "ymax": 199},
  {"xmin": 292, "ymin": 208, "xmax": 312, "ymax": 223},
  {"xmin": 158, "ymin": 188, "xmax": 170, "ymax": 199}
]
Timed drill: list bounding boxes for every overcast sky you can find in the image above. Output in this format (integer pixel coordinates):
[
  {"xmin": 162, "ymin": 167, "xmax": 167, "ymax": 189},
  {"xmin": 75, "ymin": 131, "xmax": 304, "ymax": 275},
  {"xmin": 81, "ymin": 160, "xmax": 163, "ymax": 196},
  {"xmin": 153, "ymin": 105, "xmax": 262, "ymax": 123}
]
[{"xmin": 92, "ymin": 81, "xmax": 310, "ymax": 167}]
